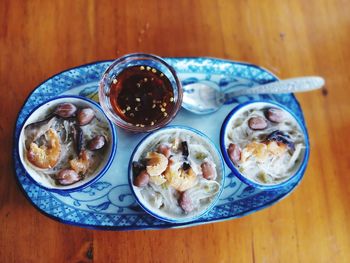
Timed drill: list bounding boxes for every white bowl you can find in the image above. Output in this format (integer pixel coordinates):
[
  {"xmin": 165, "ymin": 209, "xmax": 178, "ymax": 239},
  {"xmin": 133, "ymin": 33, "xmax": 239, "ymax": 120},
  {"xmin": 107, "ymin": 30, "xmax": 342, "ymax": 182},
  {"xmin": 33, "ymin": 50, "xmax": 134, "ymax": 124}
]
[
  {"xmin": 129, "ymin": 125, "xmax": 225, "ymax": 223},
  {"xmin": 220, "ymin": 100, "xmax": 309, "ymax": 189},
  {"xmin": 18, "ymin": 95, "xmax": 117, "ymax": 192}
]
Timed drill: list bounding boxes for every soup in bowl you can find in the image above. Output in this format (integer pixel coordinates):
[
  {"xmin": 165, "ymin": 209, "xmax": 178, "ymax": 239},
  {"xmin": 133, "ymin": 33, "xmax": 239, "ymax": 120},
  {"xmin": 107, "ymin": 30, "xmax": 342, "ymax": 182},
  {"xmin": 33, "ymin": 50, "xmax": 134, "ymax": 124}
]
[
  {"xmin": 129, "ymin": 126, "xmax": 225, "ymax": 223},
  {"xmin": 220, "ymin": 100, "xmax": 309, "ymax": 189}
]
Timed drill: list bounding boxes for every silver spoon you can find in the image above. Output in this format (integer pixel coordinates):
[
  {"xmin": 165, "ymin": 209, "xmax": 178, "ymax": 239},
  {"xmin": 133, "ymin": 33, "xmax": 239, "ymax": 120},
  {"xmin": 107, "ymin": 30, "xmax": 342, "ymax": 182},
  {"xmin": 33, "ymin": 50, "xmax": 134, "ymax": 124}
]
[{"xmin": 181, "ymin": 76, "xmax": 325, "ymax": 114}]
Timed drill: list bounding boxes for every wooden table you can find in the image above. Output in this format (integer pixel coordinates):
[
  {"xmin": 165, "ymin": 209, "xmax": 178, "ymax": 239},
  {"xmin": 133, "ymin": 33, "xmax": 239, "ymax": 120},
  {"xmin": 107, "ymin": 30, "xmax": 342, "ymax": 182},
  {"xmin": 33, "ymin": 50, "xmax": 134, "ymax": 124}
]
[{"xmin": 1, "ymin": 1, "xmax": 349, "ymax": 262}]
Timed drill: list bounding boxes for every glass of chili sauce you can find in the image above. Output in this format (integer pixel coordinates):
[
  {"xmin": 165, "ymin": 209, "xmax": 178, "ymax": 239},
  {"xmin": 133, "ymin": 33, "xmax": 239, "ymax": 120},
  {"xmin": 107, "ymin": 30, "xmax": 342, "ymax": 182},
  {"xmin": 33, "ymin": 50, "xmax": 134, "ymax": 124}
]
[{"xmin": 99, "ymin": 53, "xmax": 183, "ymax": 132}]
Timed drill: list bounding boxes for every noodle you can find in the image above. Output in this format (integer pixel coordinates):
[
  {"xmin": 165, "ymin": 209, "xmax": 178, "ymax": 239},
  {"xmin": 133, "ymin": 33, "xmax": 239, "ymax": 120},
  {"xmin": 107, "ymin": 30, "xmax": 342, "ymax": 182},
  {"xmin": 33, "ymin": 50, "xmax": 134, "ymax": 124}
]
[
  {"xmin": 226, "ymin": 104, "xmax": 306, "ymax": 185},
  {"xmin": 134, "ymin": 129, "xmax": 222, "ymax": 217},
  {"xmin": 24, "ymin": 105, "xmax": 110, "ymax": 186}
]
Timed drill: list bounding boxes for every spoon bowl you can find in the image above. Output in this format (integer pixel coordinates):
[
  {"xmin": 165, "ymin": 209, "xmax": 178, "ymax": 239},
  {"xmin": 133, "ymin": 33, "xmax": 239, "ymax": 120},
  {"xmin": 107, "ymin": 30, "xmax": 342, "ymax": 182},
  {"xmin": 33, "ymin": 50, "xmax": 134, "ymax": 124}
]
[
  {"xmin": 182, "ymin": 76, "xmax": 325, "ymax": 114},
  {"xmin": 182, "ymin": 80, "xmax": 223, "ymax": 114}
]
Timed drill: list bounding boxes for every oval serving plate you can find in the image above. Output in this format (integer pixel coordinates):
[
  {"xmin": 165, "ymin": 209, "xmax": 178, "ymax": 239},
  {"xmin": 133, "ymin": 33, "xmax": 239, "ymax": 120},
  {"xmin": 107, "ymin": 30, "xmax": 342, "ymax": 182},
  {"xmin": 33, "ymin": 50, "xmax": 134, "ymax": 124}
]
[{"xmin": 13, "ymin": 57, "xmax": 308, "ymax": 230}]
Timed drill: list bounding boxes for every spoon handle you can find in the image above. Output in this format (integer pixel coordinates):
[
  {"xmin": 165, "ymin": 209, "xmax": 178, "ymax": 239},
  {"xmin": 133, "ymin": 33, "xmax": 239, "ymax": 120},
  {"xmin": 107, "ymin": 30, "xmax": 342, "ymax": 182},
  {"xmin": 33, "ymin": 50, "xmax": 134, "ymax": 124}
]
[{"xmin": 224, "ymin": 76, "xmax": 325, "ymax": 101}]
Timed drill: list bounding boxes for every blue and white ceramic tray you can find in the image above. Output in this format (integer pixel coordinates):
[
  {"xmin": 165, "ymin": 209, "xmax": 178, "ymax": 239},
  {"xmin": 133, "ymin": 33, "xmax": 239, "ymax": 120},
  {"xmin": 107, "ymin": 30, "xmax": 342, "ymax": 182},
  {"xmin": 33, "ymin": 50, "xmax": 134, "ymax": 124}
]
[{"xmin": 13, "ymin": 57, "xmax": 308, "ymax": 230}]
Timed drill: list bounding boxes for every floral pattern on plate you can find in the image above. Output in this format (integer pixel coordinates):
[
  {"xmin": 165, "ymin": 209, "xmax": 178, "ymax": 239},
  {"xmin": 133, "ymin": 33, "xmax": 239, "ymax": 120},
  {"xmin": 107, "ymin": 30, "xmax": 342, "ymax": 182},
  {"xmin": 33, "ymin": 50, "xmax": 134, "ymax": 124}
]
[{"xmin": 14, "ymin": 57, "xmax": 307, "ymax": 230}]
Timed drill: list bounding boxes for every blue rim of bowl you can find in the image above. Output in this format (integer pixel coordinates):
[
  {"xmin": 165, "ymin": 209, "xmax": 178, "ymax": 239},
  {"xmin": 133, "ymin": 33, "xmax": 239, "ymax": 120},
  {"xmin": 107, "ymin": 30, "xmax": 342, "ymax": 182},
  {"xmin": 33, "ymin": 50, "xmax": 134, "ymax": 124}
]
[
  {"xmin": 128, "ymin": 125, "xmax": 226, "ymax": 223},
  {"xmin": 220, "ymin": 99, "xmax": 310, "ymax": 190},
  {"xmin": 17, "ymin": 95, "xmax": 118, "ymax": 193},
  {"xmin": 12, "ymin": 58, "xmax": 307, "ymax": 230}
]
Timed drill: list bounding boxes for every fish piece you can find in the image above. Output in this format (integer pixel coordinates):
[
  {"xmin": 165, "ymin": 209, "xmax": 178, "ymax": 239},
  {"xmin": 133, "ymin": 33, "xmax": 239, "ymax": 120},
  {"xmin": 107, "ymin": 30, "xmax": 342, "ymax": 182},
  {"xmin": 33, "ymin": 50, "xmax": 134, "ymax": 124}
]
[{"xmin": 27, "ymin": 128, "xmax": 61, "ymax": 169}]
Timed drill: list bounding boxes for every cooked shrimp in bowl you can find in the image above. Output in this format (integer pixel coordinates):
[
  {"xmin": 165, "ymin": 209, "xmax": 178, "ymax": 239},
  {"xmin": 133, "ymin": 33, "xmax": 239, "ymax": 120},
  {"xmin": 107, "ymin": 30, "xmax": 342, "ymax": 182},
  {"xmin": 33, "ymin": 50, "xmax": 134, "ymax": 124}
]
[
  {"xmin": 129, "ymin": 126, "xmax": 225, "ymax": 223},
  {"xmin": 18, "ymin": 96, "xmax": 117, "ymax": 191},
  {"xmin": 221, "ymin": 101, "xmax": 309, "ymax": 188}
]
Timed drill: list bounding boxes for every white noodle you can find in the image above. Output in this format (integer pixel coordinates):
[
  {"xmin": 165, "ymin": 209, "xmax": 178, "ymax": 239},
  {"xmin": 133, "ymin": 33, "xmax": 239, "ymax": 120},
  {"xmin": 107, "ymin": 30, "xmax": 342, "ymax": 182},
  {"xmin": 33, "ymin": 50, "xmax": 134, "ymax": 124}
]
[
  {"xmin": 139, "ymin": 131, "xmax": 221, "ymax": 216},
  {"xmin": 25, "ymin": 113, "xmax": 110, "ymax": 185},
  {"xmin": 227, "ymin": 106, "xmax": 306, "ymax": 184}
]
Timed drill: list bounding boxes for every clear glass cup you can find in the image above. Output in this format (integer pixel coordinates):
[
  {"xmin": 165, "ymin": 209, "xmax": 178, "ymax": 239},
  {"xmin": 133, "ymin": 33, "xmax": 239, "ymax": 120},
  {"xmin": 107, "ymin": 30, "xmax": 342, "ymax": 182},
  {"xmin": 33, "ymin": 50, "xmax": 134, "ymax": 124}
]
[{"xmin": 99, "ymin": 53, "xmax": 183, "ymax": 132}]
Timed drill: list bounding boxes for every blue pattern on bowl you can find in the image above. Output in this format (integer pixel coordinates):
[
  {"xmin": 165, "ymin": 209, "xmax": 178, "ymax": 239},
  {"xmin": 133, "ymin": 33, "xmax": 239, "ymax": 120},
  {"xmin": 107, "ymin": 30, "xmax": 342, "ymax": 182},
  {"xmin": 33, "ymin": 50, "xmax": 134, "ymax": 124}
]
[
  {"xmin": 128, "ymin": 125, "xmax": 225, "ymax": 223},
  {"xmin": 13, "ymin": 57, "xmax": 308, "ymax": 230},
  {"xmin": 17, "ymin": 95, "xmax": 118, "ymax": 193},
  {"xmin": 220, "ymin": 100, "xmax": 310, "ymax": 190}
]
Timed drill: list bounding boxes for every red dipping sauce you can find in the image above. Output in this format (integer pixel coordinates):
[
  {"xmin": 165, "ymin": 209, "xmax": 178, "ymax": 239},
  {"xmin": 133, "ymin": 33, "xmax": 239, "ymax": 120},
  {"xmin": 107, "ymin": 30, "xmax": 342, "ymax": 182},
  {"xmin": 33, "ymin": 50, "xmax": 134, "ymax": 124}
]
[
  {"xmin": 109, "ymin": 65, "xmax": 175, "ymax": 127},
  {"xmin": 99, "ymin": 53, "xmax": 183, "ymax": 132}
]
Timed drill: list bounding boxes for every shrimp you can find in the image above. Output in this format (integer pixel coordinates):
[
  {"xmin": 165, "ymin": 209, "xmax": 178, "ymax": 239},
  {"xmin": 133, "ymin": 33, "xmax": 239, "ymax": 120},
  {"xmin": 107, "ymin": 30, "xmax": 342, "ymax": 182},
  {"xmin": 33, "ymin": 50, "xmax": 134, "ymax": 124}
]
[
  {"xmin": 24, "ymin": 116, "xmax": 57, "ymax": 149},
  {"xmin": 146, "ymin": 152, "xmax": 168, "ymax": 176},
  {"xmin": 70, "ymin": 150, "xmax": 90, "ymax": 175},
  {"xmin": 241, "ymin": 141, "xmax": 287, "ymax": 163},
  {"xmin": 164, "ymin": 165, "xmax": 197, "ymax": 192},
  {"xmin": 27, "ymin": 128, "xmax": 61, "ymax": 169}
]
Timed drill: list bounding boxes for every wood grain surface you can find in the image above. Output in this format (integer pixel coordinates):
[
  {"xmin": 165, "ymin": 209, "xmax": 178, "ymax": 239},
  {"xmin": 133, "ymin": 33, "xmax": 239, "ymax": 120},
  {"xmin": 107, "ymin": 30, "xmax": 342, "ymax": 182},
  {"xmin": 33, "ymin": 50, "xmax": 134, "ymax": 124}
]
[{"xmin": 1, "ymin": 0, "xmax": 350, "ymax": 262}]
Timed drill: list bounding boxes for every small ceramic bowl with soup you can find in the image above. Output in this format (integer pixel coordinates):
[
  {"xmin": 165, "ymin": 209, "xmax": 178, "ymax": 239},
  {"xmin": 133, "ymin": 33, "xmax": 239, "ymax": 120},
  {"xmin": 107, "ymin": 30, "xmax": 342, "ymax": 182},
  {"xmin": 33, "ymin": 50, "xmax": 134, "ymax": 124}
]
[
  {"xmin": 220, "ymin": 100, "xmax": 309, "ymax": 189},
  {"xmin": 129, "ymin": 126, "xmax": 225, "ymax": 223},
  {"xmin": 18, "ymin": 95, "xmax": 117, "ymax": 193}
]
